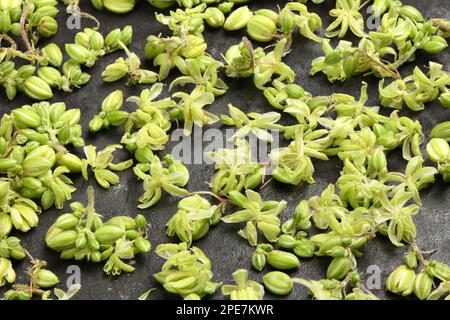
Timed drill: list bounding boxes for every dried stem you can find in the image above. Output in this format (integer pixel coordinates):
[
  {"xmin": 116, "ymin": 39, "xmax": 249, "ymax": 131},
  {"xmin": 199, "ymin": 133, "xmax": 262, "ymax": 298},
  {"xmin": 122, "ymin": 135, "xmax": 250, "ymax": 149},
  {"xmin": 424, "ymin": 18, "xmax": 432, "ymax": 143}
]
[
  {"xmin": 66, "ymin": 3, "xmax": 100, "ymax": 30},
  {"xmin": 19, "ymin": 3, "xmax": 33, "ymax": 52},
  {"xmin": 432, "ymin": 18, "xmax": 450, "ymax": 31}
]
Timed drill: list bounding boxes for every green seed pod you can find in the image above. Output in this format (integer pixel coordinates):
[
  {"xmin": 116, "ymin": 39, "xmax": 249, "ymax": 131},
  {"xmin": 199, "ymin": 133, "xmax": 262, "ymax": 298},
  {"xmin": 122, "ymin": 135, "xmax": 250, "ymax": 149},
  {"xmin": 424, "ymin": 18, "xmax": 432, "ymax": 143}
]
[
  {"xmin": 227, "ymin": 190, "xmax": 247, "ymax": 207},
  {"xmin": 54, "ymin": 214, "xmax": 79, "ymax": 230},
  {"xmin": 399, "ymin": 5, "xmax": 424, "ymax": 22},
  {"xmin": 0, "ymin": 158, "xmax": 18, "ymax": 171},
  {"xmin": 0, "ymin": 181, "xmax": 10, "ymax": 199},
  {"xmin": 413, "ymin": 272, "xmax": 433, "ymax": 300},
  {"xmin": 278, "ymin": 234, "xmax": 297, "ymax": 249},
  {"xmin": 126, "ymin": 229, "xmax": 139, "ymax": 240},
  {"xmin": 285, "ymin": 84, "xmax": 305, "ymax": 99},
  {"xmin": 324, "ymin": 51, "xmax": 341, "ymax": 65},
  {"xmin": 90, "ymin": 250, "xmax": 102, "ymax": 262},
  {"xmin": 293, "ymin": 200, "xmax": 311, "ymax": 225},
  {"xmin": 105, "ymin": 28, "xmax": 121, "ymax": 48},
  {"xmin": 386, "ymin": 265, "xmax": 416, "ymax": 296},
  {"xmin": 4, "ymin": 237, "xmax": 20, "ymax": 250},
  {"xmin": 307, "ymin": 96, "xmax": 329, "ymax": 111},
  {"xmin": 0, "ymin": 138, "xmax": 7, "ymax": 155},
  {"xmin": 24, "ymin": 141, "xmax": 41, "ymax": 154},
  {"xmin": 37, "ymin": 16, "xmax": 58, "ymax": 37},
  {"xmin": 32, "ymin": 5, "xmax": 59, "ymax": 21},
  {"xmin": 94, "ymin": 225, "xmax": 125, "ymax": 245},
  {"xmin": 267, "ymin": 250, "xmax": 300, "ymax": 270},
  {"xmin": 263, "ymin": 271, "xmax": 293, "ymax": 296},
  {"xmin": 148, "ymin": 0, "xmax": 174, "ymax": 9},
  {"xmin": 92, "ymin": 216, "xmax": 103, "ymax": 231},
  {"xmin": 23, "ymin": 76, "xmax": 53, "ymax": 101},
  {"xmin": 349, "ymin": 272, "xmax": 361, "ymax": 287},
  {"xmin": 75, "ymin": 31, "xmax": 90, "ymax": 48},
  {"xmin": 33, "ymin": 1, "xmax": 58, "ymax": 9},
  {"xmin": 439, "ymin": 92, "xmax": 450, "ymax": 109},
  {"xmin": 145, "ymin": 36, "xmax": 164, "ymax": 60},
  {"xmin": 0, "ymin": 61, "xmax": 14, "ymax": 75},
  {"xmin": 134, "ymin": 237, "xmax": 151, "ymax": 253},
  {"xmin": 23, "ymin": 145, "xmax": 55, "ymax": 175},
  {"xmin": 41, "ymin": 189, "xmax": 55, "ymax": 210},
  {"xmin": 423, "ymin": 36, "xmax": 448, "ymax": 54},
  {"xmin": 89, "ymin": 116, "xmax": 104, "ymax": 133},
  {"xmin": 427, "ymin": 260, "xmax": 450, "ymax": 282},
  {"xmin": 16, "ymin": 65, "xmax": 36, "ymax": 79},
  {"xmin": 9, "ymin": 247, "xmax": 26, "ymax": 260},
  {"xmin": 272, "ymin": 167, "xmax": 294, "ymax": 184},
  {"xmin": 135, "ymin": 216, "xmax": 147, "ymax": 232},
  {"xmin": 192, "ymin": 220, "xmax": 210, "ymax": 241},
  {"xmin": 107, "ymin": 216, "xmax": 136, "ymax": 230},
  {"xmin": 341, "ymin": 237, "xmax": 352, "ymax": 247},
  {"xmin": 372, "ymin": 0, "xmax": 389, "ymax": 16},
  {"xmin": 69, "ymin": 201, "xmax": 84, "ymax": 213},
  {"xmin": 404, "ymin": 251, "xmax": 418, "ymax": 270},
  {"xmin": 102, "ymin": 90, "xmax": 123, "ymax": 112},
  {"xmin": 22, "ymin": 149, "xmax": 54, "ymax": 178},
  {"xmin": 12, "ymin": 108, "xmax": 42, "ymax": 128},
  {"xmin": 134, "ymin": 146, "xmax": 154, "ymax": 163},
  {"xmin": 261, "ymin": 200, "xmax": 280, "ymax": 212},
  {"xmin": 120, "ymin": 26, "xmax": 133, "ymax": 45},
  {"xmin": 34, "ymin": 268, "xmax": 59, "ymax": 288},
  {"xmin": 56, "ymin": 104, "xmax": 75, "ymax": 122},
  {"xmin": 255, "ymin": 9, "xmax": 279, "ymax": 23},
  {"xmin": 219, "ymin": 2, "xmax": 234, "ymax": 13},
  {"xmin": 329, "ymin": 246, "xmax": 348, "ymax": 258},
  {"xmin": 246, "ymin": 14, "xmax": 277, "ymax": 42},
  {"xmin": 281, "ymin": 219, "xmax": 295, "ymax": 234},
  {"xmin": 0, "ymin": 10, "xmax": 11, "ymax": 33},
  {"xmin": 0, "ymin": 212, "xmax": 13, "ymax": 236},
  {"xmin": 9, "ymin": 5, "xmax": 22, "ymax": 21},
  {"xmin": 204, "ymin": 7, "xmax": 225, "ymax": 28},
  {"xmin": 279, "ymin": 8, "xmax": 294, "ymax": 34},
  {"xmin": 88, "ymin": 236, "xmax": 100, "ymax": 251},
  {"xmin": 103, "ymin": 0, "xmax": 136, "ymax": 14},
  {"xmin": 251, "ymin": 250, "xmax": 267, "ymax": 272},
  {"xmin": 57, "ymin": 152, "xmax": 82, "ymax": 172},
  {"xmin": 91, "ymin": 0, "xmax": 104, "ymax": 10},
  {"xmin": 343, "ymin": 55, "xmax": 359, "ymax": 78},
  {"xmin": 351, "ymin": 236, "xmax": 367, "ymax": 249},
  {"xmin": 37, "ymin": 67, "xmax": 61, "ymax": 86},
  {"xmin": 5, "ymin": 84, "xmax": 17, "ymax": 101},
  {"xmin": 369, "ymin": 148, "xmax": 387, "ymax": 175},
  {"xmin": 59, "ymin": 247, "xmax": 76, "ymax": 259},
  {"xmin": 426, "ymin": 138, "xmax": 450, "ymax": 163},
  {"xmin": 223, "ymin": 6, "xmax": 253, "ymax": 31},
  {"xmin": 75, "ymin": 233, "xmax": 87, "ymax": 249},
  {"xmin": 107, "ymin": 111, "xmax": 128, "ymax": 126},
  {"xmin": 11, "ymin": 146, "xmax": 25, "ymax": 164},
  {"xmin": 46, "ymin": 230, "xmax": 78, "ymax": 250},
  {"xmin": 293, "ymin": 239, "xmax": 315, "ymax": 258},
  {"xmin": 102, "ymin": 62, "xmax": 129, "ymax": 82},
  {"xmin": 65, "ymin": 43, "xmax": 91, "ymax": 65},
  {"xmin": 327, "ymin": 257, "xmax": 352, "ymax": 280},
  {"xmin": 89, "ymin": 31, "xmax": 105, "ymax": 51},
  {"xmin": 74, "ymin": 248, "xmax": 87, "ymax": 260},
  {"xmin": 179, "ymin": 35, "xmax": 207, "ymax": 58}
]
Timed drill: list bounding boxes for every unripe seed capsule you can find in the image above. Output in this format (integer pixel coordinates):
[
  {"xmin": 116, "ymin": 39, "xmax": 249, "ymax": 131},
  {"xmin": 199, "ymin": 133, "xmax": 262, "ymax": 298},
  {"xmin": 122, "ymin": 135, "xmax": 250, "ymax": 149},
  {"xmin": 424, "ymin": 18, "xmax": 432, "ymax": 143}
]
[
  {"xmin": 223, "ymin": 6, "xmax": 253, "ymax": 31},
  {"xmin": 34, "ymin": 269, "xmax": 60, "ymax": 288},
  {"xmin": 267, "ymin": 250, "xmax": 300, "ymax": 270},
  {"xmin": 263, "ymin": 271, "xmax": 293, "ymax": 295}
]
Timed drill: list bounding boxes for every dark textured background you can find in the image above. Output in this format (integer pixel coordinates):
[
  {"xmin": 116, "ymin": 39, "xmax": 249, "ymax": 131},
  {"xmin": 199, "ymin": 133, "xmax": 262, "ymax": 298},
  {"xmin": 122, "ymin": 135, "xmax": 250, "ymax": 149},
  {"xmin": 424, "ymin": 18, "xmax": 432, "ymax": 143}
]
[{"xmin": 0, "ymin": 0, "xmax": 448, "ymax": 300}]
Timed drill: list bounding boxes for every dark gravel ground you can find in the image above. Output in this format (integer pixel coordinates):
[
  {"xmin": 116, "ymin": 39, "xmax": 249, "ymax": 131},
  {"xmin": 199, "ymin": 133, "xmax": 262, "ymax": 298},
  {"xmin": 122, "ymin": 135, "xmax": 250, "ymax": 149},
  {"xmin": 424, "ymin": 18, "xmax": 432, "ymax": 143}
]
[{"xmin": 0, "ymin": 0, "xmax": 448, "ymax": 300}]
